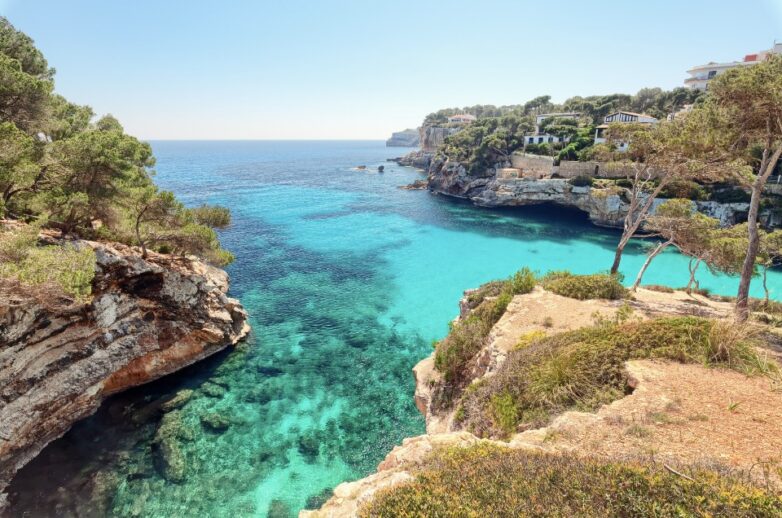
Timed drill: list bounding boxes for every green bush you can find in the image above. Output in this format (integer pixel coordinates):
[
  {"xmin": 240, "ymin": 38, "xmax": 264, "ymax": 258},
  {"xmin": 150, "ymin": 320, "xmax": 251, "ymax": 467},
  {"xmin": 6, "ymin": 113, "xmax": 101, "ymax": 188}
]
[
  {"xmin": 659, "ymin": 180, "xmax": 709, "ymax": 201},
  {"xmin": 457, "ymin": 317, "xmax": 776, "ymax": 438},
  {"xmin": 432, "ymin": 268, "xmax": 536, "ymax": 408},
  {"xmin": 361, "ymin": 444, "xmax": 782, "ymax": 517},
  {"xmin": 0, "ymin": 228, "xmax": 95, "ymax": 301},
  {"xmin": 568, "ymin": 175, "xmax": 594, "ymax": 187},
  {"xmin": 540, "ymin": 271, "xmax": 626, "ymax": 300}
]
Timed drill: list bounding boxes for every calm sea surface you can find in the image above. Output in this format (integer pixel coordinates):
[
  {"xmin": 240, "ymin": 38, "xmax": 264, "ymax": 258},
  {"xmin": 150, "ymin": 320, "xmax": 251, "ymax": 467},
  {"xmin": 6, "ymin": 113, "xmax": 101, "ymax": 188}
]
[{"xmin": 8, "ymin": 141, "xmax": 781, "ymax": 517}]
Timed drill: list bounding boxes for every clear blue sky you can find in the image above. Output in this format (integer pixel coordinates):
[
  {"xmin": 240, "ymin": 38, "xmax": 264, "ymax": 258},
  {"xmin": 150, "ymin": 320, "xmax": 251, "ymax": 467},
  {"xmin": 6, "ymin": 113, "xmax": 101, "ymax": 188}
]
[{"xmin": 2, "ymin": 0, "xmax": 781, "ymax": 140}]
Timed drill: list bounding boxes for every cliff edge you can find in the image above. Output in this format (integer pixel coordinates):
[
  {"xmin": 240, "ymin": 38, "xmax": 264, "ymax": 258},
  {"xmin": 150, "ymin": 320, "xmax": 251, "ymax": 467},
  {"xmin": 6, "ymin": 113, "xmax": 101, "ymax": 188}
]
[{"xmin": 0, "ymin": 237, "xmax": 250, "ymax": 507}]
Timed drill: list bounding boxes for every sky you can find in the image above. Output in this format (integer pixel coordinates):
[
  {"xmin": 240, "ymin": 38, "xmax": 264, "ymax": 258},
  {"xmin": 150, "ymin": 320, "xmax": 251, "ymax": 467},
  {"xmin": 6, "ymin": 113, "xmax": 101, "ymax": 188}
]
[{"xmin": 2, "ymin": 0, "xmax": 782, "ymax": 140}]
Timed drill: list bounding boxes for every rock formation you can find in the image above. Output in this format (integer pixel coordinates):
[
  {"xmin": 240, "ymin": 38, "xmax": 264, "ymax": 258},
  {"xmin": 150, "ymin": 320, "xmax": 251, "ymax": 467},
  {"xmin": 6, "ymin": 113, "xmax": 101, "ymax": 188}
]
[
  {"xmin": 425, "ymin": 158, "xmax": 776, "ymax": 229},
  {"xmin": 385, "ymin": 129, "xmax": 420, "ymax": 147},
  {"xmin": 0, "ymin": 238, "xmax": 249, "ymax": 507}
]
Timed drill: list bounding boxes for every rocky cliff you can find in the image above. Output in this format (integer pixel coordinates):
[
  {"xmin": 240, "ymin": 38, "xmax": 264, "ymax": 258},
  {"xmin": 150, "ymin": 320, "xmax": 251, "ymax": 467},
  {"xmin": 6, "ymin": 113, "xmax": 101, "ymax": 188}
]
[
  {"xmin": 420, "ymin": 126, "xmax": 459, "ymax": 153},
  {"xmin": 0, "ymin": 238, "xmax": 249, "ymax": 507},
  {"xmin": 385, "ymin": 129, "xmax": 420, "ymax": 147},
  {"xmin": 426, "ymin": 158, "xmax": 776, "ymax": 228}
]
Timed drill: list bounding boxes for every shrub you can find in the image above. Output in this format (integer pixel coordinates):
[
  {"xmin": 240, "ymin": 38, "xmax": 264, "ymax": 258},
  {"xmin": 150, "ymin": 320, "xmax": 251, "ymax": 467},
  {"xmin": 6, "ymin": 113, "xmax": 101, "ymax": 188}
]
[
  {"xmin": 540, "ymin": 271, "xmax": 626, "ymax": 300},
  {"xmin": 659, "ymin": 180, "xmax": 709, "ymax": 201},
  {"xmin": 361, "ymin": 445, "xmax": 782, "ymax": 518},
  {"xmin": 432, "ymin": 268, "xmax": 536, "ymax": 408},
  {"xmin": 0, "ymin": 227, "xmax": 95, "ymax": 301},
  {"xmin": 457, "ymin": 317, "xmax": 776, "ymax": 438},
  {"xmin": 569, "ymin": 175, "xmax": 594, "ymax": 187}
]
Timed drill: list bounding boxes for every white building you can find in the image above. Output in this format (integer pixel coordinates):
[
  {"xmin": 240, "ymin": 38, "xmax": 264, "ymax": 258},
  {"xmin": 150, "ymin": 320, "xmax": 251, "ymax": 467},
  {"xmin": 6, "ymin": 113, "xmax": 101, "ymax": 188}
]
[
  {"xmin": 594, "ymin": 111, "xmax": 659, "ymax": 152},
  {"xmin": 524, "ymin": 112, "xmax": 580, "ymax": 146},
  {"xmin": 684, "ymin": 43, "xmax": 782, "ymax": 91},
  {"xmin": 447, "ymin": 113, "xmax": 477, "ymax": 124}
]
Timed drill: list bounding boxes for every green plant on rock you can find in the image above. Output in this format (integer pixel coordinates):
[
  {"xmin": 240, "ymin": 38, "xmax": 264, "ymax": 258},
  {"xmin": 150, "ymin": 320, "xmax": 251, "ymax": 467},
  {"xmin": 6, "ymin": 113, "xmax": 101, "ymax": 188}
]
[
  {"xmin": 540, "ymin": 270, "xmax": 626, "ymax": 300},
  {"xmin": 360, "ymin": 444, "xmax": 782, "ymax": 518},
  {"xmin": 456, "ymin": 316, "xmax": 775, "ymax": 438}
]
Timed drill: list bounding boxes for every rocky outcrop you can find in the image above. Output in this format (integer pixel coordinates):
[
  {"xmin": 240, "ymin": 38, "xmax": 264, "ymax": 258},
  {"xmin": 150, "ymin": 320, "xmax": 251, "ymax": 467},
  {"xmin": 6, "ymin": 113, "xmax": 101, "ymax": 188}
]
[
  {"xmin": 420, "ymin": 126, "xmax": 459, "ymax": 153},
  {"xmin": 427, "ymin": 159, "xmax": 771, "ymax": 228},
  {"xmin": 385, "ymin": 129, "xmax": 420, "ymax": 147},
  {"xmin": 0, "ymin": 239, "xmax": 249, "ymax": 506}
]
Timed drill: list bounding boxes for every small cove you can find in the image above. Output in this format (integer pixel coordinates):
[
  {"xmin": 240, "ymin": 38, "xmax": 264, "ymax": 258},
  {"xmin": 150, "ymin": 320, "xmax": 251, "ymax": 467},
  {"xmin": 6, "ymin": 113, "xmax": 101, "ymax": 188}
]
[{"xmin": 7, "ymin": 140, "xmax": 781, "ymax": 517}]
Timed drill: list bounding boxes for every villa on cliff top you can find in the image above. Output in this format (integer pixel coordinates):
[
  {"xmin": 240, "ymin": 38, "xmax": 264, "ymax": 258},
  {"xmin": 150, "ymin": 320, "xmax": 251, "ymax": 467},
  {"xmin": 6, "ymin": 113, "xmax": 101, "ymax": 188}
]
[
  {"xmin": 594, "ymin": 111, "xmax": 659, "ymax": 152},
  {"xmin": 447, "ymin": 113, "xmax": 477, "ymax": 124},
  {"xmin": 684, "ymin": 42, "xmax": 782, "ymax": 90},
  {"xmin": 524, "ymin": 112, "xmax": 580, "ymax": 145}
]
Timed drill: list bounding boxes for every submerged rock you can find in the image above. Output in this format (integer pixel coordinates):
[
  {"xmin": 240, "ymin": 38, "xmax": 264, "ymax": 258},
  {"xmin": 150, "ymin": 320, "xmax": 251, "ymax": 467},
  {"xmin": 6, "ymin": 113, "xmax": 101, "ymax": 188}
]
[
  {"xmin": 200, "ymin": 412, "xmax": 231, "ymax": 432},
  {"xmin": 160, "ymin": 389, "xmax": 194, "ymax": 412},
  {"xmin": 200, "ymin": 382, "xmax": 227, "ymax": 398}
]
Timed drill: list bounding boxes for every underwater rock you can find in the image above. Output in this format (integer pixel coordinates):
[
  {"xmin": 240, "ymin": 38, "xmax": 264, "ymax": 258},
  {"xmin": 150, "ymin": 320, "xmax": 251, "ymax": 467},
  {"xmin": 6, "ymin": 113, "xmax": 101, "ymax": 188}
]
[
  {"xmin": 155, "ymin": 437, "xmax": 186, "ymax": 483},
  {"xmin": 200, "ymin": 382, "xmax": 227, "ymax": 398},
  {"xmin": 255, "ymin": 365, "xmax": 284, "ymax": 377},
  {"xmin": 243, "ymin": 384, "xmax": 274, "ymax": 404},
  {"xmin": 305, "ymin": 488, "xmax": 334, "ymax": 510},
  {"xmin": 297, "ymin": 434, "xmax": 320, "ymax": 462},
  {"xmin": 160, "ymin": 389, "xmax": 194, "ymax": 412},
  {"xmin": 153, "ymin": 411, "xmax": 193, "ymax": 482},
  {"xmin": 267, "ymin": 499, "xmax": 292, "ymax": 518},
  {"xmin": 200, "ymin": 412, "xmax": 231, "ymax": 432}
]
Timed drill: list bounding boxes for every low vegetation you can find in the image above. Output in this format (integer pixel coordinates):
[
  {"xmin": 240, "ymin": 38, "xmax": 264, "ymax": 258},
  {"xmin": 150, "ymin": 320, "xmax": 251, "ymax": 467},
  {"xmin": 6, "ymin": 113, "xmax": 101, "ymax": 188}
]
[
  {"xmin": 456, "ymin": 316, "xmax": 775, "ymax": 438},
  {"xmin": 0, "ymin": 223, "xmax": 94, "ymax": 300},
  {"xmin": 361, "ymin": 444, "xmax": 782, "ymax": 517},
  {"xmin": 432, "ymin": 268, "xmax": 535, "ymax": 408},
  {"xmin": 539, "ymin": 271, "xmax": 626, "ymax": 300}
]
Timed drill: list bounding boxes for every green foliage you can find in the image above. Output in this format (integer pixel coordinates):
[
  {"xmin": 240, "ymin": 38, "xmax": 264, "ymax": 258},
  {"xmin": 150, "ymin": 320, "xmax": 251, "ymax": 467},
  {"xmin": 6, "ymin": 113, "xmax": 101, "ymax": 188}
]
[
  {"xmin": 190, "ymin": 205, "xmax": 231, "ymax": 229},
  {"xmin": 457, "ymin": 317, "xmax": 775, "ymax": 437},
  {"xmin": 540, "ymin": 271, "xmax": 626, "ymax": 300},
  {"xmin": 361, "ymin": 444, "xmax": 782, "ymax": 518},
  {"xmin": 659, "ymin": 180, "xmax": 709, "ymax": 201},
  {"xmin": 0, "ymin": 17, "xmax": 234, "ymax": 266},
  {"xmin": 568, "ymin": 175, "xmax": 594, "ymax": 187},
  {"xmin": 432, "ymin": 268, "xmax": 536, "ymax": 407},
  {"xmin": 0, "ymin": 225, "xmax": 95, "ymax": 300}
]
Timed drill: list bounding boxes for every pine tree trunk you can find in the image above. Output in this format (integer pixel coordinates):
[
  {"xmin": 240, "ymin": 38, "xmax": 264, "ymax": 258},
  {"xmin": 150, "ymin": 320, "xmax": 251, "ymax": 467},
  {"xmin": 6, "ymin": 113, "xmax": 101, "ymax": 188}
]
[
  {"xmin": 610, "ymin": 240, "xmax": 625, "ymax": 275},
  {"xmin": 632, "ymin": 240, "xmax": 670, "ymax": 290},
  {"xmin": 736, "ymin": 183, "xmax": 763, "ymax": 321}
]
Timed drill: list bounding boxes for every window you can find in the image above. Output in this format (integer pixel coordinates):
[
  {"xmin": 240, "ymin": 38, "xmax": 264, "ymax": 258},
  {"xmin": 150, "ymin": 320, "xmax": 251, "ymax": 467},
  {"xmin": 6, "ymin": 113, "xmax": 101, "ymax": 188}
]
[
  {"xmin": 528, "ymin": 137, "xmax": 534, "ymax": 144},
  {"xmin": 548, "ymin": 136, "xmax": 554, "ymax": 143},
  {"xmin": 538, "ymin": 137, "xmax": 544, "ymax": 144},
  {"xmin": 708, "ymin": 70, "xmax": 717, "ymax": 78}
]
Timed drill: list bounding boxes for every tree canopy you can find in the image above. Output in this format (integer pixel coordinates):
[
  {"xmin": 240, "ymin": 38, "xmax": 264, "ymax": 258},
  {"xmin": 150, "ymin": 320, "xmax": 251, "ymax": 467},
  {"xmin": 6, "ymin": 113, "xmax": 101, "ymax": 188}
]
[{"xmin": 0, "ymin": 17, "xmax": 233, "ymax": 266}]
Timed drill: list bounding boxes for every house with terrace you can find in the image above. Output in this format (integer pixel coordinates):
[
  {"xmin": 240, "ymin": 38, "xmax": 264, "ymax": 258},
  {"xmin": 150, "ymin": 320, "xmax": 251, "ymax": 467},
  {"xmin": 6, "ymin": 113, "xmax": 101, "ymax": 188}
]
[
  {"xmin": 524, "ymin": 112, "xmax": 580, "ymax": 146},
  {"xmin": 594, "ymin": 111, "xmax": 659, "ymax": 152}
]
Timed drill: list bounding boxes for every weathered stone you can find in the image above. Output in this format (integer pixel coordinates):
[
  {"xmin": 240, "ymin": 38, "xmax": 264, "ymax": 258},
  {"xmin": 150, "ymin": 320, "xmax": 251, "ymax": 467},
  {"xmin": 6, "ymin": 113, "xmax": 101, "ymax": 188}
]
[{"xmin": 0, "ymin": 237, "xmax": 250, "ymax": 503}]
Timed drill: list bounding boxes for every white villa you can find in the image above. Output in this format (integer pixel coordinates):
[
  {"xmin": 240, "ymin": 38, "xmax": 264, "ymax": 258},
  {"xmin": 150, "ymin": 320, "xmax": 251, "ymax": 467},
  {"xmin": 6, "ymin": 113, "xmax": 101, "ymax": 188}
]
[
  {"xmin": 447, "ymin": 113, "xmax": 477, "ymax": 124},
  {"xmin": 594, "ymin": 111, "xmax": 659, "ymax": 152},
  {"xmin": 684, "ymin": 43, "xmax": 782, "ymax": 91},
  {"xmin": 524, "ymin": 112, "xmax": 580, "ymax": 146}
]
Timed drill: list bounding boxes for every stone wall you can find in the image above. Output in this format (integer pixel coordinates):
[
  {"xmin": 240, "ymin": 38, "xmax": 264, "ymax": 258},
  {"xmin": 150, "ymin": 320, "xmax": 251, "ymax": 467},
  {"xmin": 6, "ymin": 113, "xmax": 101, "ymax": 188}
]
[{"xmin": 509, "ymin": 153, "xmax": 553, "ymax": 179}]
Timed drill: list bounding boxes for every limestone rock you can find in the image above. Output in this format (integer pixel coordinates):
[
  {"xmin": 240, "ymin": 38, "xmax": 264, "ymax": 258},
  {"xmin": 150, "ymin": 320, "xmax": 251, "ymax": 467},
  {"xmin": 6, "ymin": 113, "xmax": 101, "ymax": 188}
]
[{"xmin": 0, "ymin": 238, "xmax": 250, "ymax": 503}]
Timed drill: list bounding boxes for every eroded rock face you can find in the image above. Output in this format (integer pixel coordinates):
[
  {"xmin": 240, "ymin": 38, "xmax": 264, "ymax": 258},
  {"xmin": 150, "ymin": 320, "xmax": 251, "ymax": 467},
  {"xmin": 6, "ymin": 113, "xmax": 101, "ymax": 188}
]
[
  {"xmin": 426, "ymin": 160, "xmax": 772, "ymax": 228},
  {"xmin": 0, "ymin": 239, "xmax": 249, "ymax": 505}
]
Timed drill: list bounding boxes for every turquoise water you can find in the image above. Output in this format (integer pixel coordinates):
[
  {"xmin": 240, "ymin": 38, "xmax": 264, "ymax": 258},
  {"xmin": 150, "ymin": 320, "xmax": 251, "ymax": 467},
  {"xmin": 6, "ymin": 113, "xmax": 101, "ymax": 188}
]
[{"xmin": 7, "ymin": 141, "xmax": 781, "ymax": 517}]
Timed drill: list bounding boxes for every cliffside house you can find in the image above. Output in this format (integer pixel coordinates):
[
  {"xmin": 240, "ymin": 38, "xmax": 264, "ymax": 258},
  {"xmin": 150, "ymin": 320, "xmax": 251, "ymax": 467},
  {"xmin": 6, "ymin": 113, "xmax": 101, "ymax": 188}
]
[
  {"xmin": 523, "ymin": 112, "xmax": 580, "ymax": 146},
  {"xmin": 447, "ymin": 113, "xmax": 477, "ymax": 124},
  {"xmin": 684, "ymin": 42, "xmax": 782, "ymax": 91},
  {"xmin": 594, "ymin": 111, "xmax": 659, "ymax": 152}
]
